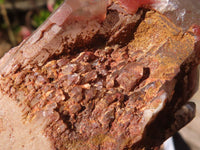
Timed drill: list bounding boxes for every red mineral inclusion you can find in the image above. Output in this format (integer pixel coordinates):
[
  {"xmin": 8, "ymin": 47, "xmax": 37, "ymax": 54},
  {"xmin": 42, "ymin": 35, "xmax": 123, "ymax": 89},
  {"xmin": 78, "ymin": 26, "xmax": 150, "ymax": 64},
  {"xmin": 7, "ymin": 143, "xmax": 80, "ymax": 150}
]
[
  {"xmin": 193, "ymin": 25, "xmax": 200, "ymax": 42},
  {"xmin": 117, "ymin": 0, "xmax": 156, "ymax": 13}
]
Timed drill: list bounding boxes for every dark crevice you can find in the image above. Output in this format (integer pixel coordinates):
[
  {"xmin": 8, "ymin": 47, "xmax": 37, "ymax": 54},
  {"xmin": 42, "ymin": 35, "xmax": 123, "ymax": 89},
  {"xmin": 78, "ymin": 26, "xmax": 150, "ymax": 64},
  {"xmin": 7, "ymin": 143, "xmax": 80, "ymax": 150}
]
[
  {"xmin": 89, "ymin": 34, "xmax": 107, "ymax": 50},
  {"xmin": 132, "ymin": 67, "xmax": 150, "ymax": 91},
  {"xmin": 55, "ymin": 106, "xmax": 73, "ymax": 130},
  {"xmin": 114, "ymin": 80, "xmax": 120, "ymax": 87},
  {"xmin": 141, "ymin": 67, "xmax": 150, "ymax": 83},
  {"xmin": 82, "ymin": 89, "xmax": 86, "ymax": 100},
  {"xmin": 108, "ymin": 108, "xmax": 116, "ymax": 129},
  {"xmin": 124, "ymin": 94, "xmax": 129, "ymax": 102},
  {"xmin": 79, "ymin": 105, "xmax": 86, "ymax": 114},
  {"xmin": 48, "ymin": 77, "xmax": 54, "ymax": 83},
  {"xmin": 105, "ymin": 65, "xmax": 111, "ymax": 70},
  {"xmin": 63, "ymin": 92, "xmax": 70, "ymax": 101}
]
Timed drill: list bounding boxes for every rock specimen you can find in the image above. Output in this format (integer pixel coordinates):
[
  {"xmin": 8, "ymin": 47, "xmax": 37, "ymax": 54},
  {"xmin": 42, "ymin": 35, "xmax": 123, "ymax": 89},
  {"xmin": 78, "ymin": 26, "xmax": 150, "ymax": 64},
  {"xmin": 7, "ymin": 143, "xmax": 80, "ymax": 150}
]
[{"xmin": 0, "ymin": 0, "xmax": 199, "ymax": 150}]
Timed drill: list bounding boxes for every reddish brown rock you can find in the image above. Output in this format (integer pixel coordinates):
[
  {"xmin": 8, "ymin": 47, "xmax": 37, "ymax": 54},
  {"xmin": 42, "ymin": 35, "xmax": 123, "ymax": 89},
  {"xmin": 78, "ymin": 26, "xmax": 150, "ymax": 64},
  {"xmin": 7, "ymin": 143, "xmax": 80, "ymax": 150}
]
[{"xmin": 0, "ymin": 1, "xmax": 199, "ymax": 150}]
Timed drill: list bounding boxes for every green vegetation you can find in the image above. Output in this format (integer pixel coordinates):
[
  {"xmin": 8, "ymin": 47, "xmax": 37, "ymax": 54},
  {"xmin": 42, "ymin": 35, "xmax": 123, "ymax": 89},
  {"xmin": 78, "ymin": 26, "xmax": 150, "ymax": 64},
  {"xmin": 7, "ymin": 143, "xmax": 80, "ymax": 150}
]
[
  {"xmin": 32, "ymin": 0, "xmax": 64, "ymax": 28},
  {"xmin": 0, "ymin": 0, "xmax": 64, "ymax": 46},
  {"xmin": 54, "ymin": 0, "xmax": 64, "ymax": 10},
  {"xmin": 0, "ymin": 0, "xmax": 4, "ymax": 4},
  {"xmin": 32, "ymin": 10, "xmax": 51, "ymax": 28}
]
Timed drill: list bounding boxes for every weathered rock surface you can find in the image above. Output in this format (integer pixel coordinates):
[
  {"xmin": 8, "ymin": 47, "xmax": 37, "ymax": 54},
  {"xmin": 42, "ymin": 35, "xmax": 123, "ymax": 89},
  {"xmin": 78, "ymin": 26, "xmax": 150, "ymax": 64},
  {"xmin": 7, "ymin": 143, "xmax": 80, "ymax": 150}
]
[{"xmin": 0, "ymin": 1, "xmax": 199, "ymax": 150}]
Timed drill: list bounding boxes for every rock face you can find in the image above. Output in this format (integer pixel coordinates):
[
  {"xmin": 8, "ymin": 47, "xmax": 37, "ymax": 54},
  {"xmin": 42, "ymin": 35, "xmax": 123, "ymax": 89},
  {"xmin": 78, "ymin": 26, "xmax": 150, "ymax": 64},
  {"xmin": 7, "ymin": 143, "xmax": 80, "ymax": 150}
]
[{"xmin": 0, "ymin": 1, "xmax": 199, "ymax": 150}]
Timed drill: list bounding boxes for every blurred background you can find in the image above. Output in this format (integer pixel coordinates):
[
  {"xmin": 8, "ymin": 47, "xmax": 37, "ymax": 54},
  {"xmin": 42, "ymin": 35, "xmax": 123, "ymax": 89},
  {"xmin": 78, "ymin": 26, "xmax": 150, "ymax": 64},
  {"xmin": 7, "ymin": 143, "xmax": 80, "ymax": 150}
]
[
  {"xmin": 0, "ymin": 0, "xmax": 63, "ymax": 57},
  {"xmin": 0, "ymin": 0, "xmax": 199, "ymax": 150}
]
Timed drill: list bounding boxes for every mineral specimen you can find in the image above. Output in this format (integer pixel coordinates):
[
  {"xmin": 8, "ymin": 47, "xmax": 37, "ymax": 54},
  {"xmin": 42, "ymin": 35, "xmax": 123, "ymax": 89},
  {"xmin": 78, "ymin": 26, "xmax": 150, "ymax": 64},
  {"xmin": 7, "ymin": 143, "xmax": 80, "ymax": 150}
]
[{"xmin": 0, "ymin": 0, "xmax": 199, "ymax": 150}]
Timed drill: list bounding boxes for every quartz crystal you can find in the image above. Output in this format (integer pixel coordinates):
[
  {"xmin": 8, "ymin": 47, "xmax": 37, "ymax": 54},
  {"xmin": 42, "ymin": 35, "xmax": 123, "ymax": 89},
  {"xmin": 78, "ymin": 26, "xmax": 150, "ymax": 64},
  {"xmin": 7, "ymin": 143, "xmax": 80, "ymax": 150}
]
[{"xmin": 152, "ymin": 0, "xmax": 200, "ymax": 30}]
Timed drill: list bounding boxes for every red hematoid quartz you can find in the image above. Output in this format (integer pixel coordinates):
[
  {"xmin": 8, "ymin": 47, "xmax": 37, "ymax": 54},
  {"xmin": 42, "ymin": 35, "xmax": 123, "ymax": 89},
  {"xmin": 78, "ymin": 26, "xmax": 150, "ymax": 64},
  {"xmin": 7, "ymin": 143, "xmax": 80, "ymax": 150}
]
[{"xmin": 117, "ymin": 0, "xmax": 156, "ymax": 13}]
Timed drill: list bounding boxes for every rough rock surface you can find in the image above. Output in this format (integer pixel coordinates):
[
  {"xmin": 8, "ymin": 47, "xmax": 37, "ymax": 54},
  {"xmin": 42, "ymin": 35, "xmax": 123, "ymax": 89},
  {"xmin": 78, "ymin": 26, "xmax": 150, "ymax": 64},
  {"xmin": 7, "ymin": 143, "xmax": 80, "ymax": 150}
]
[{"xmin": 0, "ymin": 1, "xmax": 199, "ymax": 150}]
